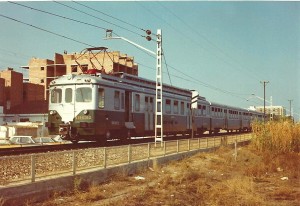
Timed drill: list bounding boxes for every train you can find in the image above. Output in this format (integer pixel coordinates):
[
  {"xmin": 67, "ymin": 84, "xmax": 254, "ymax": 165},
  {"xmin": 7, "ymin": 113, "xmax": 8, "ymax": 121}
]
[{"xmin": 46, "ymin": 70, "xmax": 264, "ymax": 143}]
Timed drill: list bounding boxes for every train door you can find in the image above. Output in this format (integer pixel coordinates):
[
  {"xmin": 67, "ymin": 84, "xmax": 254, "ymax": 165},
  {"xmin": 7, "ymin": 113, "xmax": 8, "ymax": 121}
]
[
  {"xmin": 187, "ymin": 103, "xmax": 192, "ymax": 130},
  {"xmin": 144, "ymin": 96, "xmax": 154, "ymax": 131},
  {"xmin": 125, "ymin": 91, "xmax": 132, "ymax": 122}
]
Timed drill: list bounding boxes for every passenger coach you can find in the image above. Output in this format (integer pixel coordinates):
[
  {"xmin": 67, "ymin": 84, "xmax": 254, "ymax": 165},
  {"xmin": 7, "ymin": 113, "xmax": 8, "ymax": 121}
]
[{"xmin": 47, "ymin": 72, "xmax": 192, "ymax": 143}]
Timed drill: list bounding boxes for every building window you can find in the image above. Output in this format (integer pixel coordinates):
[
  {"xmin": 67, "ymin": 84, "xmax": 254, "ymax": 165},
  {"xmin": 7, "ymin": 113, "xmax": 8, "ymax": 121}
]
[
  {"xmin": 65, "ymin": 88, "xmax": 73, "ymax": 103},
  {"xmin": 71, "ymin": 65, "xmax": 78, "ymax": 72},
  {"xmin": 41, "ymin": 67, "xmax": 44, "ymax": 71},
  {"xmin": 40, "ymin": 79, "xmax": 44, "ymax": 83},
  {"xmin": 98, "ymin": 88, "xmax": 104, "ymax": 108},
  {"xmin": 81, "ymin": 64, "xmax": 88, "ymax": 73}
]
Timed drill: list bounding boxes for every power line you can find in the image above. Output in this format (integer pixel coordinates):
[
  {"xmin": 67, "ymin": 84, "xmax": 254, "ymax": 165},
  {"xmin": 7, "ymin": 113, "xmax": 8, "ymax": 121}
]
[
  {"xmin": 0, "ymin": 14, "xmax": 95, "ymax": 48},
  {"xmin": 9, "ymin": 1, "xmax": 108, "ymax": 31},
  {"xmin": 53, "ymin": 1, "xmax": 143, "ymax": 37},
  {"xmin": 72, "ymin": 1, "xmax": 146, "ymax": 33}
]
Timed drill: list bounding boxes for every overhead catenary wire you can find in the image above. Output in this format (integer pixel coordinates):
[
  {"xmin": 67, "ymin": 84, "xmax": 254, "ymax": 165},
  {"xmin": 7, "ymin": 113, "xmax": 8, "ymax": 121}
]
[
  {"xmin": 72, "ymin": 1, "xmax": 147, "ymax": 33},
  {"xmin": 0, "ymin": 14, "xmax": 95, "ymax": 48},
  {"xmin": 9, "ymin": 1, "xmax": 108, "ymax": 31},
  {"xmin": 53, "ymin": 1, "xmax": 143, "ymax": 37}
]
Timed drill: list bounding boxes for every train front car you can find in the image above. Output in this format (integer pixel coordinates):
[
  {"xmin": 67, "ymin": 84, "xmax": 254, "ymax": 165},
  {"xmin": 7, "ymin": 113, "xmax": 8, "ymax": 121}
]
[{"xmin": 47, "ymin": 74, "xmax": 99, "ymax": 143}]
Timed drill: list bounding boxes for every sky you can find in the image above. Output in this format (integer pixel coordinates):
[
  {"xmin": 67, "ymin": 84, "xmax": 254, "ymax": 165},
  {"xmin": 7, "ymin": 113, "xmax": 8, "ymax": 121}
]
[{"xmin": 0, "ymin": 1, "xmax": 299, "ymax": 121}]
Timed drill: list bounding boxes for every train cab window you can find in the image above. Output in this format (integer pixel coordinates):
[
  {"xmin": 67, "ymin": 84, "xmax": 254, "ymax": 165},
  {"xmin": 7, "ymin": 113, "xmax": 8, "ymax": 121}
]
[
  {"xmin": 65, "ymin": 88, "xmax": 73, "ymax": 103},
  {"xmin": 98, "ymin": 88, "xmax": 105, "ymax": 108},
  {"xmin": 135, "ymin": 94, "xmax": 140, "ymax": 111},
  {"xmin": 174, "ymin": 101, "xmax": 178, "ymax": 114},
  {"xmin": 114, "ymin": 91, "xmax": 120, "ymax": 110},
  {"xmin": 180, "ymin": 102, "xmax": 185, "ymax": 115},
  {"xmin": 50, "ymin": 88, "xmax": 62, "ymax": 103},
  {"xmin": 165, "ymin": 99, "xmax": 171, "ymax": 114},
  {"xmin": 198, "ymin": 105, "xmax": 202, "ymax": 116},
  {"xmin": 76, "ymin": 87, "xmax": 92, "ymax": 102},
  {"xmin": 203, "ymin": 105, "xmax": 206, "ymax": 115}
]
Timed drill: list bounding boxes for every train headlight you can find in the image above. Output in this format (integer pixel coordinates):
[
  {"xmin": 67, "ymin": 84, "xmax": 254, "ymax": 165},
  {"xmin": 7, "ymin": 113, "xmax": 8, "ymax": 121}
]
[
  {"xmin": 85, "ymin": 78, "xmax": 91, "ymax": 82},
  {"xmin": 83, "ymin": 110, "xmax": 89, "ymax": 115},
  {"xmin": 50, "ymin": 110, "xmax": 57, "ymax": 115}
]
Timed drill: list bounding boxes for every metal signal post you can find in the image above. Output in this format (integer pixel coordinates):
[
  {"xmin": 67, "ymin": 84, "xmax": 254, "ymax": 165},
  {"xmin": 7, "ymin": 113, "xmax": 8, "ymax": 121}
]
[{"xmin": 154, "ymin": 29, "xmax": 163, "ymax": 143}]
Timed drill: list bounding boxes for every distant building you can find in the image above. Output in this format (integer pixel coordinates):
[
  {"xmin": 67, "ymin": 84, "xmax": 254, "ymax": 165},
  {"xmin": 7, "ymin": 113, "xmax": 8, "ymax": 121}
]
[{"xmin": 252, "ymin": 105, "xmax": 286, "ymax": 120}]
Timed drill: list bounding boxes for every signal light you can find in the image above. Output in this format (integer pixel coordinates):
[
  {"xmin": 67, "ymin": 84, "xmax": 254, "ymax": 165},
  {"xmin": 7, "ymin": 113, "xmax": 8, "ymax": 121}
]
[
  {"xmin": 146, "ymin": 30, "xmax": 151, "ymax": 35},
  {"xmin": 146, "ymin": 36, "xmax": 152, "ymax": 41}
]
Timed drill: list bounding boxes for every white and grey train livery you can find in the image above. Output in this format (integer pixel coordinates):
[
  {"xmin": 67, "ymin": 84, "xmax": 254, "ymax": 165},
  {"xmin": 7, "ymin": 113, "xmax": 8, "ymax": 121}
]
[{"xmin": 47, "ymin": 71, "xmax": 263, "ymax": 143}]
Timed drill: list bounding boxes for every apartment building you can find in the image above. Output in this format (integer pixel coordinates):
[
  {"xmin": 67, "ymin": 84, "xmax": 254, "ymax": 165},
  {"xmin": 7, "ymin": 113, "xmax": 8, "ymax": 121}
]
[{"xmin": 22, "ymin": 48, "xmax": 138, "ymax": 100}]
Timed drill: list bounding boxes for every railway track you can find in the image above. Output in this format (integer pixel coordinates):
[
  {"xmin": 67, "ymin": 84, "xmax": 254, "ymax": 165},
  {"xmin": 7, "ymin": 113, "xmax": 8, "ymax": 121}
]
[{"xmin": 0, "ymin": 132, "xmax": 250, "ymax": 156}]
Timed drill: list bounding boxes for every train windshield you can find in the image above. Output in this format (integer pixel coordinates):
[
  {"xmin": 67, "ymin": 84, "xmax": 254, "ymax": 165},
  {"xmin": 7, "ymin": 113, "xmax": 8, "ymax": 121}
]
[
  {"xmin": 76, "ymin": 87, "xmax": 92, "ymax": 102},
  {"xmin": 50, "ymin": 88, "xmax": 62, "ymax": 103}
]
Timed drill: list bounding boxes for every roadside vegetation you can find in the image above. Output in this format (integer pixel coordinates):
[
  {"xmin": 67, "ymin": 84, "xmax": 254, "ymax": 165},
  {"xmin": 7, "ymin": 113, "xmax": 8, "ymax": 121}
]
[{"xmin": 4, "ymin": 120, "xmax": 300, "ymax": 206}]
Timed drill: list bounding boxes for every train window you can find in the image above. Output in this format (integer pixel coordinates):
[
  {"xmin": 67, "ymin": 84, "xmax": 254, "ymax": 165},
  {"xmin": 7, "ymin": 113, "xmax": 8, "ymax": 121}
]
[
  {"xmin": 174, "ymin": 101, "xmax": 178, "ymax": 114},
  {"xmin": 121, "ymin": 93, "xmax": 124, "ymax": 110},
  {"xmin": 145, "ymin": 97, "xmax": 148, "ymax": 111},
  {"xmin": 98, "ymin": 88, "xmax": 104, "ymax": 108},
  {"xmin": 114, "ymin": 91, "xmax": 120, "ymax": 110},
  {"xmin": 180, "ymin": 102, "xmax": 184, "ymax": 115},
  {"xmin": 65, "ymin": 88, "xmax": 72, "ymax": 103},
  {"xmin": 203, "ymin": 105, "xmax": 206, "ymax": 115},
  {"xmin": 150, "ymin": 97, "xmax": 154, "ymax": 112},
  {"xmin": 165, "ymin": 99, "xmax": 171, "ymax": 114},
  {"xmin": 135, "ymin": 94, "xmax": 140, "ymax": 111},
  {"xmin": 76, "ymin": 87, "xmax": 92, "ymax": 102},
  {"xmin": 50, "ymin": 88, "xmax": 62, "ymax": 103}
]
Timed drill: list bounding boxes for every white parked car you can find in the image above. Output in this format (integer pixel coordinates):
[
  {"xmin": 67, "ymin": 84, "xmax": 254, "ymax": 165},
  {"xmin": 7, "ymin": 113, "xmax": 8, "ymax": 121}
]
[{"xmin": 9, "ymin": 136, "xmax": 36, "ymax": 145}]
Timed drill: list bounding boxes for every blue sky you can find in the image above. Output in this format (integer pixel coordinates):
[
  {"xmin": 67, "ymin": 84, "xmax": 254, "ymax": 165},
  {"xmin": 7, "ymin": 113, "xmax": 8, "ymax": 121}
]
[{"xmin": 0, "ymin": 1, "xmax": 299, "ymax": 120}]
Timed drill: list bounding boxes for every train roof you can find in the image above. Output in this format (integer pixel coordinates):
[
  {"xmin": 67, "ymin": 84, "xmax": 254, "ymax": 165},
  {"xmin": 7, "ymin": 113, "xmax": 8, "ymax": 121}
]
[{"xmin": 50, "ymin": 72, "xmax": 192, "ymax": 97}]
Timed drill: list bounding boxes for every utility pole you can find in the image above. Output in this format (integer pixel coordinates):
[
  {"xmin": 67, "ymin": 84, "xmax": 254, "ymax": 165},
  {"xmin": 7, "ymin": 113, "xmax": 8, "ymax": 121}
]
[{"xmin": 260, "ymin": 81, "xmax": 269, "ymax": 122}]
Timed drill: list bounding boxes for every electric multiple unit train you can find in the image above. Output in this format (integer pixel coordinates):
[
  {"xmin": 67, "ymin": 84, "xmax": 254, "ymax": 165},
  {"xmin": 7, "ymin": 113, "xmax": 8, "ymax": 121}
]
[{"xmin": 47, "ymin": 71, "xmax": 263, "ymax": 143}]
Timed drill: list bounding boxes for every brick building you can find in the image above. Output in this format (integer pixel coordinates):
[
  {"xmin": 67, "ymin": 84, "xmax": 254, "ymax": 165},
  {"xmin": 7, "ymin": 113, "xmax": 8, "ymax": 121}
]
[
  {"xmin": 0, "ymin": 68, "xmax": 23, "ymax": 110},
  {"xmin": 22, "ymin": 48, "xmax": 138, "ymax": 100},
  {"xmin": 0, "ymin": 78, "xmax": 5, "ymax": 107}
]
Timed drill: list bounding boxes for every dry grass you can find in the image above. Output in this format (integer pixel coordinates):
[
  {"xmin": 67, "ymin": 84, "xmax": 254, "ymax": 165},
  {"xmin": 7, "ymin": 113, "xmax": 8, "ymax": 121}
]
[
  {"xmin": 31, "ymin": 123, "xmax": 300, "ymax": 206},
  {"xmin": 252, "ymin": 120, "xmax": 300, "ymax": 153}
]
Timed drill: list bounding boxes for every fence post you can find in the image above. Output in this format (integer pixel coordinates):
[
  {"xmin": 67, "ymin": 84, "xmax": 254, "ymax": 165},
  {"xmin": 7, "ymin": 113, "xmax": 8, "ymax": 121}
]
[
  {"xmin": 198, "ymin": 138, "xmax": 200, "ymax": 149},
  {"xmin": 128, "ymin": 144, "xmax": 132, "ymax": 163},
  {"xmin": 31, "ymin": 155, "xmax": 36, "ymax": 183},
  {"xmin": 188, "ymin": 139, "xmax": 190, "ymax": 151},
  {"xmin": 177, "ymin": 140, "xmax": 179, "ymax": 153},
  {"xmin": 207, "ymin": 138, "xmax": 209, "ymax": 148},
  {"xmin": 103, "ymin": 147, "xmax": 107, "ymax": 168},
  {"xmin": 72, "ymin": 151, "xmax": 76, "ymax": 175},
  {"xmin": 148, "ymin": 142, "xmax": 151, "ymax": 159},
  {"xmin": 164, "ymin": 141, "xmax": 166, "ymax": 156}
]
